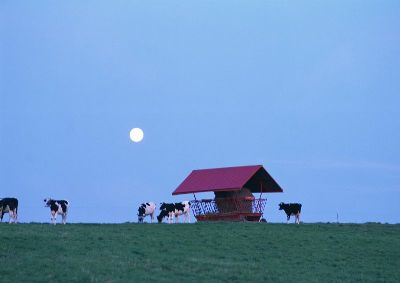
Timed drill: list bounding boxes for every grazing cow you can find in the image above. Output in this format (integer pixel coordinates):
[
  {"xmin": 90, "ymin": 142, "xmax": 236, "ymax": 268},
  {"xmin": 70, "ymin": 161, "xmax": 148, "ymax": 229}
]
[
  {"xmin": 157, "ymin": 202, "xmax": 175, "ymax": 224},
  {"xmin": 157, "ymin": 201, "xmax": 190, "ymax": 224},
  {"xmin": 0, "ymin": 198, "xmax": 18, "ymax": 223},
  {"xmin": 137, "ymin": 202, "xmax": 156, "ymax": 223},
  {"xmin": 44, "ymin": 198, "xmax": 69, "ymax": 225},
  {"xmin": 279, "ymin": 202, "xmax": 302, "ymax": 224}
]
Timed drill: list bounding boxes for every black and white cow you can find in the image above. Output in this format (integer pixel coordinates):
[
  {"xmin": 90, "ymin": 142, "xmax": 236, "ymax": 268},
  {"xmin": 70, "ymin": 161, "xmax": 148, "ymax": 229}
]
[
  {"xmin": 137, "ymin": 202, "xmax": 156, "ymax": 223},
  {"xmin": 279, "ymin": 202, "xmax": 302, "ymax": 224},
  {"xmin": 157, "ymin": 201, "xmax": 190, "ymax": 224},
  {"xmin": 157, "ymin": 202, "xmax": 175, "ymax": 224},
  {"xmin": 0, "ymin": 198, "xmax": 18, "ymax": 223},
  {"xmin": 44, "ymin": 198, "xmax": 69, "ymax": 225}
]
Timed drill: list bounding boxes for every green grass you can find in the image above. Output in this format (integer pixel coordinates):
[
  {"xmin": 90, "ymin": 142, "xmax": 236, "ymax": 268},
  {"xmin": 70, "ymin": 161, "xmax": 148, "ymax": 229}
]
[{"xmin": 1, "ymin": 222, "xmax": 399, "ymax": 282}]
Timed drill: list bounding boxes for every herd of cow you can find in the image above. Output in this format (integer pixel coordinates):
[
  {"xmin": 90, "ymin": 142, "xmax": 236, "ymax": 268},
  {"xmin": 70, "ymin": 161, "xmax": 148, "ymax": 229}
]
[
  {"xmin": 0, "ymin": 197, "xmax": 70, "ymax": 225},
  {"xmin": 0, "ymin": 197, "xmax": 302, "ymax": 224},
  {"xmin": 138, "ymin": 201, "xmax": 191, "ymax": 224},
  {"xmin": 0, "ymin": 198, "xmax": 192, "ymax": 225}
]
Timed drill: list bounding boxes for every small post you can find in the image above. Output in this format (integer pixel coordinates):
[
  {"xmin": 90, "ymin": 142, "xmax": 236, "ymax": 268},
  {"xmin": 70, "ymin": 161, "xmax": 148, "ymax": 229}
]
[{"xmin": 258, "ymin": 182, "xmax": 264, "ymax": 220}]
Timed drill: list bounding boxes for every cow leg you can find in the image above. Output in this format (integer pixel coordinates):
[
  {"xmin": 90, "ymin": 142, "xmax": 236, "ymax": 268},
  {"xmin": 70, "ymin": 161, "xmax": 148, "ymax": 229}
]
[
  {"xmin": 13, "ymin": 209, "xmax": 18, "ymax": 223},
  {"xmin": 150, "ymin": 213, "xmax": 153, "ymax": 223},
  {"xmin": 62, "ymin": 213, "xmax": 67, "ymax": 224},
  {"xmin": 13, "ymin": 209, "xmax": 17, "ymax": 223},
  {"xmin": 9, "ymin": 209, "xmax": 16, "ymax": 224},
  {"xmin": 287, "ymin": 215, "xmax": 290, "ymax": 224},
  {"xmin": 51, "ymin": 211, "xmax": 56, "ymax": 225},
  {"xmin": 8, "ymin": 211, "xmax": 13, "ymax": 224},
  {"xmin": 296, "ymin": 213, "xmax": 300, "ymax": 224},
  {"xmin": 10, "ymin": 210, "xmax": 17, "ymax": 224}
]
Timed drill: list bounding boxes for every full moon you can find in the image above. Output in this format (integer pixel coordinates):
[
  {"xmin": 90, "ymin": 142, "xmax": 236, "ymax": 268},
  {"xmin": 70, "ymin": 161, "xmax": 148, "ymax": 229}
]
[{"xmin": 129, "ymin": 128, "xmax": 144, "ymax": 143}]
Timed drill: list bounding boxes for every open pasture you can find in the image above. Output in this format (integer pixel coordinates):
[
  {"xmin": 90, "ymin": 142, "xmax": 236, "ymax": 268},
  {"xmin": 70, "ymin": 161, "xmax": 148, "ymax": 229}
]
[{"xmin": 1, "ymin": 222, "xmax": 399, "ymax": 282}]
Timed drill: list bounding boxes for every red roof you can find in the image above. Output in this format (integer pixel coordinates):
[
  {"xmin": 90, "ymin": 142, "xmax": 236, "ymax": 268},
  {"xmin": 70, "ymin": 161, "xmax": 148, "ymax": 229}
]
[{"xmin": 172, "ymin": 165, "xmax": 283, "ymax": 195}]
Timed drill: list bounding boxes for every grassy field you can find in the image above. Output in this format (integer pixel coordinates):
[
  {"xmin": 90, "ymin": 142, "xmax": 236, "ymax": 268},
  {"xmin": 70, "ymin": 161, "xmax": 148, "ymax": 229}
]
[{"xmin": 1, "ymin": 222, "xmax": 399, "ymax": 282}]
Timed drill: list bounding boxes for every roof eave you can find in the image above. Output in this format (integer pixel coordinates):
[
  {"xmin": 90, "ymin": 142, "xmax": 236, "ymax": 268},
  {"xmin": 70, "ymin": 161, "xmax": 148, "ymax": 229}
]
[{"xmin": 172, "ymin": 187, "xmax": 242, "ymax": 195}]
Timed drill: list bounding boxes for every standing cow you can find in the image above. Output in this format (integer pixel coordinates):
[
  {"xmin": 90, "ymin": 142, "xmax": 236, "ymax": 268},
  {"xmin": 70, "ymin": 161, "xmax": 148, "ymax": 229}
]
[
  {"xmin": 279, "ymin": 202, "xmax": 302, "ymax": 224},
  {"xmin": 173, "ymin": 201, "xmax": 190, "ymax": 223},
  {"xmin": 137, "ymin": 202, "xmax": 156, "ymax": 223},
  {"xmin": 157, "ymin": 201, "xmax": 190, "ymax": 224},
  {"xmin": 0, "ymin": 198, "xmax": 18, "ymax": 223},
  {"xmin": 44, "ymin": 198, "xmax": 69, "ymax": 225}
]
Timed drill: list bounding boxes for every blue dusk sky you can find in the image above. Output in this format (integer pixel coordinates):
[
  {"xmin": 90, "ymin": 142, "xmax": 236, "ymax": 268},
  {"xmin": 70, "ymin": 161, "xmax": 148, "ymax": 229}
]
[{"xmin": 1, "ymin": 1, "xmax": 399, "ymax": 223}]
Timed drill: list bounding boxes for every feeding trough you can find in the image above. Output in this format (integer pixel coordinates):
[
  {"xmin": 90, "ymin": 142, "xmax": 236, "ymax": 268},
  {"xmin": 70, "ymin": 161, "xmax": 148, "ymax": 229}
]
[{"xmin": 172, "ymin": 165, "xmax": 283, "ymax": 222}]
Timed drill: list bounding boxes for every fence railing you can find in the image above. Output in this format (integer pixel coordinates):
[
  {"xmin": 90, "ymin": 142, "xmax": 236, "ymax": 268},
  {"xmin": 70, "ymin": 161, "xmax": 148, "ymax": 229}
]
[{"xmin": 190, "ymin": 197, "xmax": 267, "ymax": 217}]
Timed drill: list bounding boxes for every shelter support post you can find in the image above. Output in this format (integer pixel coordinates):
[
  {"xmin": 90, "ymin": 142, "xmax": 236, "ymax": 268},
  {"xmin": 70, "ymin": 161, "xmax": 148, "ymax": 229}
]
[{"xmin": 258, "ymin": 182, "xmax": 264, "ymax": 221}]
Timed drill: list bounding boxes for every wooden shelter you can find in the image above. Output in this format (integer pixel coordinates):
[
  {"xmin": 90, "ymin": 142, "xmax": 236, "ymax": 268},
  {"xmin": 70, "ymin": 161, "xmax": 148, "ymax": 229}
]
[{"xmin": 172, "ymin": 165, "xmax": 283, "ymax": 222}]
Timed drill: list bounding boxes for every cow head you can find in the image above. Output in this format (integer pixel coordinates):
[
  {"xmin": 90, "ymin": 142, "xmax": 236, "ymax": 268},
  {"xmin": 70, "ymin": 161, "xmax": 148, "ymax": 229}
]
[
  {"xmin": 44, "ymin": 198, "xmax": 52, "ymax": 207},
  {"xmin": 137, "ymin": 205, "xmax": 145, "ymax": 216},
  {"xmin": 157, "ymin": 210, "xmax": 168, "ymax": 223},
  {"xmin": 137, "ymin": 206, "xmax": 146, "ymax": 223},
  {"xmin": 278, "ymin": 202, "xmax": 285, "ymax": 210},
  {"xmin": 159, "ymin": 202, "xmax": 167, "ymax": 211}
]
